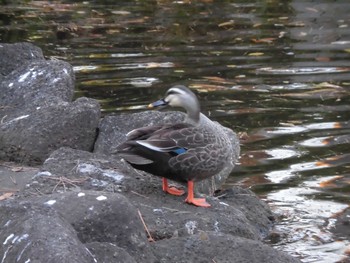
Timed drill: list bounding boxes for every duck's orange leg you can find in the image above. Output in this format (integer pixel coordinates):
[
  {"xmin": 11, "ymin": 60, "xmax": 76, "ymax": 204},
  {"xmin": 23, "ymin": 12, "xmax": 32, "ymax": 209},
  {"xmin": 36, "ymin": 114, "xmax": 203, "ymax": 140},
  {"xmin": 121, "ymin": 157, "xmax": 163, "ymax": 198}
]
[
  {"xmin": 162, "ymin": 178, "xmax": 185, "ymax": 196},
  {"xmin": 185, "ymin": 181, "xmax": 211, "ymax": 207}
]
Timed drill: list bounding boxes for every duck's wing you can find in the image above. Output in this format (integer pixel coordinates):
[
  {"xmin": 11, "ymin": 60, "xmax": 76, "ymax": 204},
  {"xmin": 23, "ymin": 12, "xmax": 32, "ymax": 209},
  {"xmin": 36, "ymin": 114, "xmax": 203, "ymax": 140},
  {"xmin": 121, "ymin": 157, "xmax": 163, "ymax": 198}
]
[{"xmin": 116, "ymin": 123, "xmax": 192, "ymax": 165}]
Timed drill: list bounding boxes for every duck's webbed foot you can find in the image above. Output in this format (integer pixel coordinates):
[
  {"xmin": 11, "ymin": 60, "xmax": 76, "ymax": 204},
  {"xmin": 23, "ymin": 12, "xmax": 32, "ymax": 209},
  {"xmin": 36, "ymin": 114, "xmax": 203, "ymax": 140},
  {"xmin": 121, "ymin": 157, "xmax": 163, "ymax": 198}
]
[
  {"xmin": 162, "ymin": 178, "xmax": 185, "ymax": 196},
  {"xmin": 185, "ymin": 180, "xmax": 211, "ymax": 208}
]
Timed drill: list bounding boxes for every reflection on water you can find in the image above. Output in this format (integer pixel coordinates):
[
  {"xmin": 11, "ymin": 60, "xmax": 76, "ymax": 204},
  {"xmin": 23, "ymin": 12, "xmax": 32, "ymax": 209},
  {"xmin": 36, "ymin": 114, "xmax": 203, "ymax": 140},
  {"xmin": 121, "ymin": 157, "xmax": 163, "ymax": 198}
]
[{"xmin": 1, "ymin": 0, "xmax": 350, "ymax": 262}]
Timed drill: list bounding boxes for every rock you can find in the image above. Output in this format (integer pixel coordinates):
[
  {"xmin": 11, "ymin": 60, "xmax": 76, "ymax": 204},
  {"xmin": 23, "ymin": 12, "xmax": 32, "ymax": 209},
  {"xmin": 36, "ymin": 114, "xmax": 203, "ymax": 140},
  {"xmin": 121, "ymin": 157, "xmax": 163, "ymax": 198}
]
[
  {"xmin": 0, "ymin": 162, "xmax": 38, "ymax": 202},
  {"xmin": 216, "ymin": 187, "xmax": 274, "ymax": 237},
  {"xmin": 0, "ymin": 97, "xmax": 100, "ymax": 164},
  {"xmin": 32, "ymin": 147, "xmax": 132, "ymax": 195},
  {"xmin": 16, "ymin": 146, "xmax": 301, "ymax": 262},
  {"xmin": 86, "ymin": 242, "xmax": 137, "ymax": 263},
  {"xmin": 1, "ymin": 60, "xmax": 75, "ymax": 107},
  {"xmin": 0, "ymin": 201, "xmax": 96, "ymax": 263},
  {"xmin": 94, "ymin": 111, "xmax": 240, "ymax": 195},
  {"xmin": 0, "ymin": 43, "xmax": 101, "ymax": 164},
  {"xmin": 0, "ymin": 42, "xmax": 44, "ymax": 79},
  {"xmin": 31, "ymin": 191, "xmax": 156, "ymax": 263},
  {"xmin": 153, "ymin": 232, "xmax": 301, "ymax": 263},
  {"xmin": 27, "ymin": 147, "xmax": 272, "ymax": 241}
]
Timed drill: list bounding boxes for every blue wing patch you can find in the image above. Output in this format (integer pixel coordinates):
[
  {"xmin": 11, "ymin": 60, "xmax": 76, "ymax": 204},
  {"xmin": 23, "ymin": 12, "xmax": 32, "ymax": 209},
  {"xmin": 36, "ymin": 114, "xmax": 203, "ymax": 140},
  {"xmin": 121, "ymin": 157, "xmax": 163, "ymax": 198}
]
[{"xmin": 171, "ymin": 147, "xmax": 187, "ymax": 155}]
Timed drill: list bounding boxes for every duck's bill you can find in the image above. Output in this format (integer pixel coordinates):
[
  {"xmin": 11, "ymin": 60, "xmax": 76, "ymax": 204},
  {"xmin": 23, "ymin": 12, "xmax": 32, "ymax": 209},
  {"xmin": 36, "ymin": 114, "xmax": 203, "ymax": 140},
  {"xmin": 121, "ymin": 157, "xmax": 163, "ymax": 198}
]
[{"xmin": 148, "ymin": 98, "xmax": 168, "ymax": 109}]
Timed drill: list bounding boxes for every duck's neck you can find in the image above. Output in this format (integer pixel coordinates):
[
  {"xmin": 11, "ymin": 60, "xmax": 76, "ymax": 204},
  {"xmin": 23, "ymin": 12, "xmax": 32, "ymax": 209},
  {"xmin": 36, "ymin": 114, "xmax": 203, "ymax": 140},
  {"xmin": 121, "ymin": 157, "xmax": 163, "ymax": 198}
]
[{"xmin": 185, "ymin": 106, "xmax": 200, "ymax": 125}]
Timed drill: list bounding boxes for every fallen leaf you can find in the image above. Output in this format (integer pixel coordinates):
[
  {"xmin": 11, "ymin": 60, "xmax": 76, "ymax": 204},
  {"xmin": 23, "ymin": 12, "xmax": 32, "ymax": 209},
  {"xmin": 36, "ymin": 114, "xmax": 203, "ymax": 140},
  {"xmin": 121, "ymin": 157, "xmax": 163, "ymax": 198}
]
[
  {"xmin": 11, "ymin": 167, "xmax": 23, "ymax": 172},
  {"xmin": 0, "ymin": 192, "xmax": 13, "ymax": 201}
]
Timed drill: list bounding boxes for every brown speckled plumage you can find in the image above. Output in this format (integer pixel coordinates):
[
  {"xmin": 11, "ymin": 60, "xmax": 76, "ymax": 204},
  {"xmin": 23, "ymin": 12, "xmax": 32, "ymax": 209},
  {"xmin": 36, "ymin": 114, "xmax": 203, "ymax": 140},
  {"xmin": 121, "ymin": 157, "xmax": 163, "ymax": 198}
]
[{"xmin": 116, "ymin": 85, "xmax": 236, "ymax": 207}]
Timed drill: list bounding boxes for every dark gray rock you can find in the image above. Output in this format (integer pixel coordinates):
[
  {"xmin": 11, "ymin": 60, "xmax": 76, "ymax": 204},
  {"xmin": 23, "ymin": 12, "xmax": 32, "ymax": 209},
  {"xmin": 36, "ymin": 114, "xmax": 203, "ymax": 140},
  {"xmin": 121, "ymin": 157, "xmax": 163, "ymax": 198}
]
[
  {"xmin": 27, "ymin": 147, "xmax": 272, "ymax": 241},
  {"xmin": 153, "ymin": 232, "xmax": 301, "ymax": 263},
  {"xmin": 0, "ymin": 42, "xmax": 44, "ymax": 78},
  {"xmin": 94, "ymin": 111, "xmax": 240, "ymax": 195},
  {"xmin": 216, "ymin": 187, "xmax": 275, "ymax": 237},
  {"xmin": 86, "ymin": 242, "xmax": 137, "ymax": 263},
  {"xmin": 0, "ymin": 97, "xmax": 100, "ymax": 164},
  {"xmin": 17, "ymin": 146, "xmax": 301, "ymax": 263},
  {"xmin": 0, "ymin": 201, "xmax": 96, "ymax": 263},
  {"xmin": 0, "ymin": 43, "xmax": 100, "ymax": 164},
  {"xmin": 31, "ymin": 191, "xmax": 156, "ymax": 263},
  {"xmin": 1, "ymin": 59, "xmax": 75, "ymax": 107}
]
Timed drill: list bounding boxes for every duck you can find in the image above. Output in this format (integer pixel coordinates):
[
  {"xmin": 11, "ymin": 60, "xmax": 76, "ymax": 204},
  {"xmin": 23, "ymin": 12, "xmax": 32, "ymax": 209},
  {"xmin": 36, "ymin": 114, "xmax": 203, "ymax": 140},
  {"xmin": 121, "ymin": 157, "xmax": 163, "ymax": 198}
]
[{"xmin": 116, "ymin": 85, "xmax": 235, "ymax": 207}]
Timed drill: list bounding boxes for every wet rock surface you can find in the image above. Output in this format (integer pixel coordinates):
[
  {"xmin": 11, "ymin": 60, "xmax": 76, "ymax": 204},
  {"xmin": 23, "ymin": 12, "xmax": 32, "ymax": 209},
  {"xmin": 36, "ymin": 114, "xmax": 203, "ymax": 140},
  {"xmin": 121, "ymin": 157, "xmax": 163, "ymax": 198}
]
[{"xmin": 0, "ymin": 43, "xmax": 301, "ymax": 263}]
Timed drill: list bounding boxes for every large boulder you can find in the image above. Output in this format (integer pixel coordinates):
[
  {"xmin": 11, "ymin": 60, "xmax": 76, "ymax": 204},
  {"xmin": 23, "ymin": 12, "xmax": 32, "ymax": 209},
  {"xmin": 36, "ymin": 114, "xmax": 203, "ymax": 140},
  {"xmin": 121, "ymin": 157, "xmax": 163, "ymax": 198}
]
[
  {"xmin": 30, "ymin": 190, "xmax": 156, "ymax": 262},
  {"xmin": 0, "ymin": 43, "xmax": 100, "ymax": 164},
  {"xmin": 0, "ymin": 42, "xmax": 44, "ymax": 79},
  {"xmin": 94, "ymin": 111, "xmax": 240, "ymax": 195},
  {"xmin": 0, "ymin": 201, "xmax": 96, "ymax": 263},
  {"xmin": 153, "ymin": 232, "xmax": 301, "ymax": 263},
  {"xmin": 12, "ymin": 146, "xmax": 301, "ymax": 263},
  {"xmin": 0, "ymin": 97, "xmax": 100, "ymax": 164}
]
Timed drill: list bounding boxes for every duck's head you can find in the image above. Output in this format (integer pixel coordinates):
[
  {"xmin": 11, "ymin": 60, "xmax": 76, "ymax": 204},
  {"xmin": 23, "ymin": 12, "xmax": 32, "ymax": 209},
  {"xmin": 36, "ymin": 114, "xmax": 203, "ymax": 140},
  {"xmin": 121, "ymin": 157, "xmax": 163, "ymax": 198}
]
[{"xmin": 148, "ymin": 85, "xmax": 200, "ymax": 124}]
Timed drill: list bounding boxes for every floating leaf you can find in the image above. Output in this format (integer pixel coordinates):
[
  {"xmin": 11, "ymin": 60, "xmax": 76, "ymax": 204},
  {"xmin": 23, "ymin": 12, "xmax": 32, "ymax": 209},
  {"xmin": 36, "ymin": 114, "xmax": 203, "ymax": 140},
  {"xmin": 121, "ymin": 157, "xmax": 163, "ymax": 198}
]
[
  {"xmin": 189, "ymin": 84, "xmax": 227, "ymax": 91},
  {"xmin": 315, "ymin": 57, "xmax": 330, "ymax": 62},
  {"xmin": 280, "ymin": 88, "xmax": 346, "ymax": 100},
  {"xmin": 235, "ymin": 75, "xmax": 246, "ymax": 78},
  {"xmin": 319, "ymin": 176, "xmax": 344, "ymax": 188},
  {"xmin": 251, "ymin": 38, "xmax": 277, "ymax": 44},
  {"xmin": 287, "ymin": 21, "xmax": 305, "ymax": 27},
  {"xmin": 306, "ymin": 7, "xmax": 319, "ymax": 13},
  {"xmin": 218, "ymin": 20, "xmax": 234, "ymax": 27},
  {"xmin": 111, "ymin": 10, "xmax": 131, "ymax": 15},
  {"xmin": 314, "ymin": 82, "xmax": 342, "ymax": 89},
  {"xmin": 248, "ymin": 52, "xmax": 264, "ymax": 56}
]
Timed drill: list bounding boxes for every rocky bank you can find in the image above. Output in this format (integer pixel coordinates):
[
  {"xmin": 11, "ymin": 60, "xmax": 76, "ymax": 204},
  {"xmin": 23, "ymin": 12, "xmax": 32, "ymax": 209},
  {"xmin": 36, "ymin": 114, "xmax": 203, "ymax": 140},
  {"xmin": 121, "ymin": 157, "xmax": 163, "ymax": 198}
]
[{"xmin": 0, "ymin": 43, "xmax": 301, "ymax": 263}]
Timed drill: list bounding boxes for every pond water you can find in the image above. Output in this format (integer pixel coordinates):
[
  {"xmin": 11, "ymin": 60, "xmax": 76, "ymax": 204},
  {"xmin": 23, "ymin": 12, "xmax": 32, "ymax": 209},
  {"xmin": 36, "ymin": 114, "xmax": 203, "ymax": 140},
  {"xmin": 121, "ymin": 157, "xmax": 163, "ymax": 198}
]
[{"xmin": 1, "ymin": 0, "xmax": 350, "ymax": 262}]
